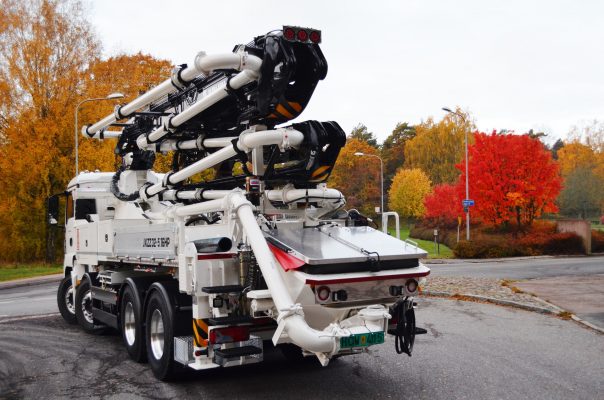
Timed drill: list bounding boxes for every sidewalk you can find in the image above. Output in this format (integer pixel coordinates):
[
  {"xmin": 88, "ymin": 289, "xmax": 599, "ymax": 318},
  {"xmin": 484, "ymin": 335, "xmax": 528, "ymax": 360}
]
[
  {"xmin": 424, "ymin": 253, "xmax": 604, "ymax": 264},
  {"xmin": 0, "ymin": 273, "xmax": 63, "ymax": 290},
  {"xmin": 421, "ymin": 276, "xmax": 562, "ymax": 314}
]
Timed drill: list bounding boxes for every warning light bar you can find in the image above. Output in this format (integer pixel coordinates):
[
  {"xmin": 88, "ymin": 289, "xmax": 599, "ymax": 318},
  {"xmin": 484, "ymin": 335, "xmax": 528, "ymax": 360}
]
[{"xmin": 283, "ymin": 26, "xmax": 321, "ymax": 44}]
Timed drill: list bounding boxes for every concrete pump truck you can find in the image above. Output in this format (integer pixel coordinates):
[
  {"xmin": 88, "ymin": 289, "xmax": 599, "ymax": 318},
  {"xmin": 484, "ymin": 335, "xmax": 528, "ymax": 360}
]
[{"xmin": 48, "ymin": 26, "xmax": 430, "ymax": 380}]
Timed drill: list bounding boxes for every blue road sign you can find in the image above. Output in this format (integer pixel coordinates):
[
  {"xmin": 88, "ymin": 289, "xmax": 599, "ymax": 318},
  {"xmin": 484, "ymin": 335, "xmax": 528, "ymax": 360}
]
[{"xmin": 462, "ymin": 199, "xmax": 475, "ymax": 207}]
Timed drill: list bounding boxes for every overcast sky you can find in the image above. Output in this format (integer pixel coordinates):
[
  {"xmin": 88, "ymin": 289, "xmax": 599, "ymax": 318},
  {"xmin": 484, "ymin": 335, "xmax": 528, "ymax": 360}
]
[{"xmin": 88, "ymin": 0, "xmax": 604, "ymax": 144}]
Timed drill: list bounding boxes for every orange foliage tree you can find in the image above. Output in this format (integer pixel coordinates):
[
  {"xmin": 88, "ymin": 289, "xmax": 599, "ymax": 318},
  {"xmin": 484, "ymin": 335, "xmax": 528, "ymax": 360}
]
[
  {"xmin": 0, "ymin": 0, "xmax": 171, "ymax": 262},
  {"xmin": 458, "ymin": 132, "xmax": 561, "ymax": 227},
  {"xmin": 328, "ymin": 139, "xmax": 381, "ymax": 216}
]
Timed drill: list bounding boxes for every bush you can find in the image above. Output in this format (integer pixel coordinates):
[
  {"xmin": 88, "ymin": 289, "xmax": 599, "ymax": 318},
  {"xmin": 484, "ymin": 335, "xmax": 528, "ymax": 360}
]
[
  {"xmin": 593, "ymin": 230, "xmax": 604, "ymax": 253},
  {"xmin": 445, "ymin": 221, "xmax": 585, "ymax": 258}
]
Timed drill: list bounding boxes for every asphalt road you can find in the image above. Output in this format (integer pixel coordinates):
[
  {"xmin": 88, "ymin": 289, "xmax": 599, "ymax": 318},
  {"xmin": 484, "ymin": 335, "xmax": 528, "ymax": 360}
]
[
  {"xmin": 0, "ymin": 282, "xmax": 58, "ymax": 320},
  {"xmin": 0, "ymin": 297, "xmax": 601, "ymax": 400},
  {"xmin": 428, "ymin": 255, "xmax": 604, "ymax": 280}
]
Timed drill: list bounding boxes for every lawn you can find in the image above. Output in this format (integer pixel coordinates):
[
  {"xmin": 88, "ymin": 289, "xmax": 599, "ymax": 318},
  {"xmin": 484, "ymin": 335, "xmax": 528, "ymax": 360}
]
[
  {"xmin": 592, "ymin": 223, "xmax": 604, "ymax": 231},
  {"xmin": 388, "ymin": 227, "xmax": 454, "ymax": 259},
  {"xmin": 0, "ymin": 264, "xmax": 63, "ymax": 282}
]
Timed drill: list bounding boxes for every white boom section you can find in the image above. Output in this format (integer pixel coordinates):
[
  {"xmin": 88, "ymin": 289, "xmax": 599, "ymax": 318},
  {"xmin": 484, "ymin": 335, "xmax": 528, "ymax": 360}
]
[
  {"xmin": 135, "ymin": 55, "xmax": 262, "ymax": 150},
  {"xmin": 84, "ymin": 52, "xmax": 262, "ymax": 137},
  {"xmin": 141, "ymin": 128, "xmax": 304, "ymax": 199}
]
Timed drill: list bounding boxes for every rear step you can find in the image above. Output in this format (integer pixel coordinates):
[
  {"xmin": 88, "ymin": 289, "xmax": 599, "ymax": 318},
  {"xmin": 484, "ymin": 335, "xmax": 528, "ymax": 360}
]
[
  {"xmin": 201, "ymin": 285, "xmax": 244, "ymax": 294},
  {"xmin": 207, "ymin": 315, "xmax": 254, "ymax": 326},
  {"xmin": 214, "ymin": 346, "xmax": 262, "ymax": 359}
]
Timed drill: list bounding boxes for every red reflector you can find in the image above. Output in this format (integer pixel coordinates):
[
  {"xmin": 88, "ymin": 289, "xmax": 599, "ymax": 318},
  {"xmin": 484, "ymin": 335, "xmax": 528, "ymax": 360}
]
[
  {"xmin": 309, "ymin": 30, "xmax": 321, "ymax": 44},
  {"xmin": 209, "ymin": 326, "xmax": 250, "ymax": 344},
  {"xmin": 283, "ymin": 27, "xmax": 295, "ymax": 41},
  {"xmin": 297, "ymin": 29, "xmax": 308, "ymax": 42},
  {"xmin": 194, "ymin": 350, "xmax": 203, "ymax": 357},
  {"xmin": 406, "ymin": 279, "xmax": 418, "ymax": 293},
  {"xmin": 317, "ymin": 285, "xmax": 330, "ymax": 302}
]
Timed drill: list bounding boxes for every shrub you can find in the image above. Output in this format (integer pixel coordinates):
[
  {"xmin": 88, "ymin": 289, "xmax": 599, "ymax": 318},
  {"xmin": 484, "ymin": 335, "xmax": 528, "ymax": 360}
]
[{"xmin": 593, "ymin": 230, "xmax": 604, "ymax": 253}]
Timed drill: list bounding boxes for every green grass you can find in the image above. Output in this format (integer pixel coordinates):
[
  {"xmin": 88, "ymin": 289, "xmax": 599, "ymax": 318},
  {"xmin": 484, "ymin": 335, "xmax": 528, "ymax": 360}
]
[
  {"xmin": 0, "ymin": 264, "xmax": 63, "ymax": 282},
  {"xmin": 592, "ymin": 223, "xmax": 604, "ymax": 231},
  {"xmin": 388, "ymin": 227, "xmax": 454, "ymax": 259}
]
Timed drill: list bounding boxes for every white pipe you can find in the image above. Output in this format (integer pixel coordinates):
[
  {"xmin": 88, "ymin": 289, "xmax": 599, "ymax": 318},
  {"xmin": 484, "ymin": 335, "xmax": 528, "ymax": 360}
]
[
  {"xmin": 136, "ymin": 55, "xmax": 262, "ymax": 150},
  {"xmin": 265, "ymin": 188, "xmax": 344, "ymax": 203},
  {"xmin": 82, "ymin": 130, "xmax": 122, "ymax": 139},
  {"xmin": 158, "ymin": 137, "xmax": 238, "ymax": 152},
  {"xmin": 85, "ymin": 52, "xmax": 260, "ymax": 137},
  {"xmin": 143, "ymin": 128, "xmax": 303, "ymax": 198},
  {"xmin": 230, "ymin": 194, "xmax": 336, "ymax": 353},
  {"xmin": 162, "ymin": 189, "xmax": 230, "ymax": 201}
]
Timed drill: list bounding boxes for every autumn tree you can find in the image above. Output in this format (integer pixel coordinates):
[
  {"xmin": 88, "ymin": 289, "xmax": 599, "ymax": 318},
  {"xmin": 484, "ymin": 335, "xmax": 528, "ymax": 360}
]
[
  {"xmin": 0, "ymin": 0, "xmax": 172, "ymax": 262},
  {"xmin": 458, "ymin": 132, "xmax": 561, "ymax": 227},
  {"xmin": 423, "ymin": 184, "xmax": 462, "ymax": 227},
  {"xmin": 388, "ymin": 168, "xmax": 431, "ymax": 221},
  {"xmin": 0, "ymin": 0, "xmax": 100, "ymax": 262},
  {"xmin": 404, "ymin": 110, "xmax": 474, "ymax": 185},
  {"xmin": 381, "ymin": 122, "xmax": 415, "ymax": 190},
  {"xmin": 558, "ymin": 167, "xmax": 604, "ymax": 219},
  {"xmin": 349, "ymin": 123, "xmax": 378, "ymax": 147},
  {"xmin": 329, "ymin": 139, "xmax": 381, "ymax": 216},
  {"xmin": 556, "ymin": 142, "xmax": 599, "ymax": 177}
]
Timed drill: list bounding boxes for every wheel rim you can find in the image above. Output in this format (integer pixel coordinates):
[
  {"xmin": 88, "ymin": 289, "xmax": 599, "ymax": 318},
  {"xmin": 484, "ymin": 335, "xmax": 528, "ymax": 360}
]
[
  {"xmin": 64, "ymin": 285, "xmax": 75, "ymax": 315},
  {"xmin": 124, "ymin": 302, "xmax": 136, "ymax": 346},
  {"xmin": 150, "ymin": 309, "xmax": 164, "ymax": 360},
  {"xmin": 81, "ymin": 290, "xmax": 94, "ymax": 324}
]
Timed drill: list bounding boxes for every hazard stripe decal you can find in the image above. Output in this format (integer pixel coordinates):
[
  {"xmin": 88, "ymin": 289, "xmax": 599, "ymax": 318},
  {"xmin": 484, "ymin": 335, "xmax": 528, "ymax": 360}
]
[{"xmin": 192, "ymin": 319, "xmax": 209, "ymax": 347}]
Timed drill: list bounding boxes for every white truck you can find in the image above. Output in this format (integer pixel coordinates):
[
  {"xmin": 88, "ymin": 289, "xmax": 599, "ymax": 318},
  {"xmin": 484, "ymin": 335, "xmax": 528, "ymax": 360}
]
[{"xmin": 49, "ymin": 26, "xmax": 430, "ymax": 380}]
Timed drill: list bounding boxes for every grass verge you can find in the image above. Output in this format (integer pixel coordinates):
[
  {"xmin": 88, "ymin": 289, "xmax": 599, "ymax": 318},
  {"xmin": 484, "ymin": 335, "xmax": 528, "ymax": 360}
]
[
  {"xmin": 0, "ymin": 264, "xmax": 62, "ymax": 282},
  {"xmin": 389, "ymin": 227, "xmax": 454, "ymax": 259}
]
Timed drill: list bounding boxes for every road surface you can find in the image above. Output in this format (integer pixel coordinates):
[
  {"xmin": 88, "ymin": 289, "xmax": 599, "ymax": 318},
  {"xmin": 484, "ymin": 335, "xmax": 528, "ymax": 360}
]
[
  {"xmin": 0, "ymin": 298, "xmax": 602, "ymax": 400},
  {"xmin": 428, "ymin": 255, "xmax": 604, "ymax": 279}
]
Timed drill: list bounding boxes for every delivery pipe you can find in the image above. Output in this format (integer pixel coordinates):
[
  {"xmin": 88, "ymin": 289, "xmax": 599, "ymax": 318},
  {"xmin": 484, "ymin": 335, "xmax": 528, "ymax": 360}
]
[
  {"xmin": 85, "ymin": 52, "xmax": 260, "ymax": 137},
  {"xmin": 136, "ymin": 55, "xmax": 262, "ymax": 150}
]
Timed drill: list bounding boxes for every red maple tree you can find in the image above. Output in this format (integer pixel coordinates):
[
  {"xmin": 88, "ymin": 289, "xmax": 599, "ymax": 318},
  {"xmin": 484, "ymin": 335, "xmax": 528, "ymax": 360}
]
[
  {"xmin": 457, "ymin": 131, "xmax": 561, "ymax": 227},
  {"xmin": 423, "ymin": 184, "xmax": 462, "ymax": 226}
]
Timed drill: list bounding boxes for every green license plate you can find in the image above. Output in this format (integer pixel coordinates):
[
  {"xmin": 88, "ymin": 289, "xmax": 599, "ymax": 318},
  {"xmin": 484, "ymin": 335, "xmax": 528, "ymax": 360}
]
[{"xmin": 340, "ymin": 331, "xmax": 385, "ymax": 348}]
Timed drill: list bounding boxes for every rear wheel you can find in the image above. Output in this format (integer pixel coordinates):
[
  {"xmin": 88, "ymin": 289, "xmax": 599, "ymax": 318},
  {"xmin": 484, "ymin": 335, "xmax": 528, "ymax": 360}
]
[
  {"xmin": 145, "ymin": 290, "xmax": 180, "ymax": 380},
  {"xmin": 57, "ymin": 276, "xmax": 77, "ymax": 324},
  {"xmin": 75, "ymin": 279, "xmax": 103, "ymax": 333},
  {"xmin": 121, "ymin": 285, "xmax": 146, "ymax": 362}
]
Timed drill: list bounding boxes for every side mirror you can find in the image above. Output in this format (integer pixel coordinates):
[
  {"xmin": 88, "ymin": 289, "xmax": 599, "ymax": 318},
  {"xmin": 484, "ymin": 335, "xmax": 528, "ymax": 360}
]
[{"xmin": 47, "ymin": 194, "xmax": 61, "ymax": 227}]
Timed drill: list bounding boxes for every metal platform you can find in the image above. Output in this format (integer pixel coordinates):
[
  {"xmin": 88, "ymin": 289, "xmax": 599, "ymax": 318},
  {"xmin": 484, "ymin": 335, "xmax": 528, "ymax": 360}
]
[{"xmin": 264, "ymin": 224, "xmax": 427, "ymax": 265}]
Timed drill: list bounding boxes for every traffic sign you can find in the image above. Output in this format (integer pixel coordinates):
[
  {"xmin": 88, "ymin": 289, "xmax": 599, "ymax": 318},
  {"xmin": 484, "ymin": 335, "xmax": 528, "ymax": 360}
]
[{"xmin": 462, "ymin": 199, "xmax": 475, "ymax": 207}]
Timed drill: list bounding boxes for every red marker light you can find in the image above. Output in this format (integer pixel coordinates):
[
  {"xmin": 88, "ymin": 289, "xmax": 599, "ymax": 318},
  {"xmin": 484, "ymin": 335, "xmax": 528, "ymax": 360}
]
[
  {"xmin": 309, "ymin": 30, "xmax": 321, "ymax": 44},
  {"xmin": 317, "ymin": 286, "xmax": 330, "ymax": 302},
  {"xmin": 406, "ymin": 279, "xmax": 418, "ymax": 293},
  {"xmin": 283, "ymin": 27, "xmax": 295, "ymax": 41},
  {"xmin": 297, "ymin": 29, "xmax": 309, "ymax": 42}
]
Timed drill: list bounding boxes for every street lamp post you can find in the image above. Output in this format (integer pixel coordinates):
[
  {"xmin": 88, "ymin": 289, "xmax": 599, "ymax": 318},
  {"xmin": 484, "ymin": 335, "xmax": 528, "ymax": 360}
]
[
  {"xmin": 442, "ymin": 107, "xmax": 470, "ymax": 241},
  {"xmin": 354, "ymin": 152, "xmax": 384, "ymax": 214},
  {"xmin": 75, "ymin": 93, "xmax": 124, "ymax": 175}
]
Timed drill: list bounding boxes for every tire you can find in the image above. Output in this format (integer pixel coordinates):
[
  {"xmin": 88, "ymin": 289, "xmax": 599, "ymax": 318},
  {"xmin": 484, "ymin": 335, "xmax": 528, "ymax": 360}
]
[
  {"xmin": 57, "ymin": 276, "xmax": 77, "ymax": 325},
  {"xmin": 121, "ymin": 285, "xmax": 146, "ymax": 362},
  {"xmin": 145, "ymin": 290, "xmax": 181, "ymax": 381},
  {"xmin": 74, "ymin": 279, "xmax": 104, "ymax": 333}
]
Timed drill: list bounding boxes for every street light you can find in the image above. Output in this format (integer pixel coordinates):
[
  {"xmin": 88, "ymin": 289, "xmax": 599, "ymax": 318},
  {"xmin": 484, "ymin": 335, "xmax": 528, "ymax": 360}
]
[
  {"xmin": 354, "ymin": 152, "xmax": 384, "ymax": 214},
  {"xmin": 442, "ymin": 107, "xmax": 470, "ymax": 241},
  {"xmin": 75, "ymin": 92, "xmax": 124, "ymax": 175}
]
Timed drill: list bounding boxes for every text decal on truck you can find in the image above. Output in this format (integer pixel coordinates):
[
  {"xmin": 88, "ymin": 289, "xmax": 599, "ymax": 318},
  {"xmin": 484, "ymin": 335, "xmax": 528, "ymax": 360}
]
[{"xmin": 143, "ymin": 237, "xmax": 171, "ymax": 248}]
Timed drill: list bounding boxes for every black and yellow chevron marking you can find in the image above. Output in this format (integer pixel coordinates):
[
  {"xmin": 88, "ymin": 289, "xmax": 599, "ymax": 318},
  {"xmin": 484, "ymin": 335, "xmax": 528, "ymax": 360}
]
[
  {"xmin": 192, "ymin": 319, "xmax": 209, "ymax": 347},
  {"xmin": 309, "ymin": 165, "xmax": 331, "ymax": 182}
]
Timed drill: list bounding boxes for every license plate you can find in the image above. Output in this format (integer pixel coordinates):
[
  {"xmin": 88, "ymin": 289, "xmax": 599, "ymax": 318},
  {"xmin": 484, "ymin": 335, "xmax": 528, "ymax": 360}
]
[{"xmin": 340, "ymin": 331, "xmax": 385, "ymax": 348}]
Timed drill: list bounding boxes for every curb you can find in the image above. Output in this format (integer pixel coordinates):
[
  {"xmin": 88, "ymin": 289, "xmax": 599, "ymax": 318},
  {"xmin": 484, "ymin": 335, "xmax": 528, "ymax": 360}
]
[
  {"xmin": 423, "ymin": 290, "xmax": 604, "ymax": 334},
  {"xmin": 0, "ymin": 273, "xmax": 63, "ymax": 290},
  {"xmin": 423, "ymin": 290, "xmax": 558, "ymax": 314},
  {"xmin": 424, "ymin": 254, "xmax": 604, "ymax": 264}
]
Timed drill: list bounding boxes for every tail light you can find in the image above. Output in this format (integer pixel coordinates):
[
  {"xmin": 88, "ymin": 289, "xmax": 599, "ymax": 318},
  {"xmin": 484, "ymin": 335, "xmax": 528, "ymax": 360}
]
[
  {"xmin": 316, "ymin": 285, "xmax": 331, "ymax": 302},
  {"xmin": 282, "ymin": 26, "xmax": 322, "ymax": 44},
  {"xmin": 297, "ymin": 29, "xmax": 308, "ymax": 42},
  {"xmin": 209, "ymin": 326, "xmax": 250, "ymax": 344},
  {"xmin": 406, "ymin": 279, "xmax": 418, "ymax": 293}
]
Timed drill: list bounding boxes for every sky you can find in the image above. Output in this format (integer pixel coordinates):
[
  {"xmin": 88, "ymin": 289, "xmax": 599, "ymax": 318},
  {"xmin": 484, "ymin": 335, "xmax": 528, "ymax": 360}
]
[{"xmin": 88, "ymin": 0, "xmax": 604, "ymax": 145}]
